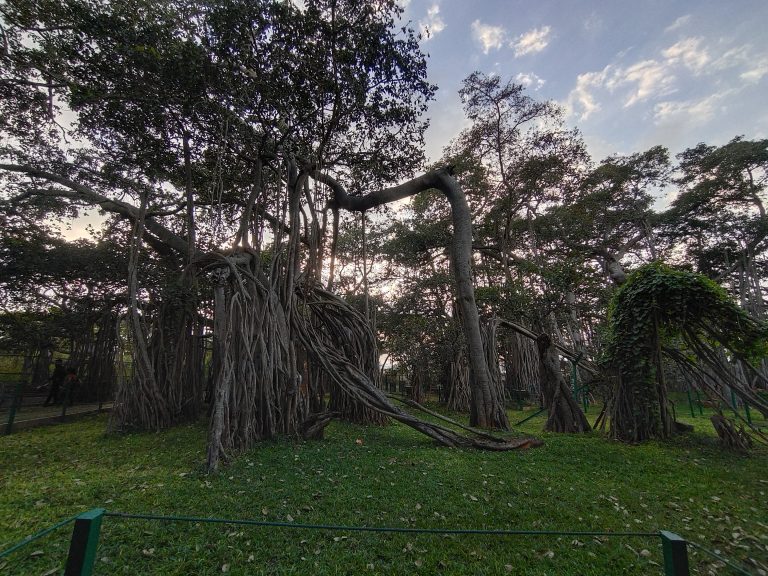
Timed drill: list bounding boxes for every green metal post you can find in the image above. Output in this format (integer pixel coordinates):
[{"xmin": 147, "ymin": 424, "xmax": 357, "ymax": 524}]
[
  {"xmin": 686, "ymin": 387, "xmax": 695, "ymax": 418},
  {"xmin": 64, "ymin": 508, "xmax": 105, "ymax": 576},
  {"xmin": 660, "ymin": 531, "xmax": 690, "ymax": 576},
  {"xmin": 4, "ymin": 380, "xmax": 23, "ymax": 435},
  {"xmin": 744, "ymin": 402, "xmax": 752, "ymax": 425},
  {"xmin": 695, "ymin": 390, "xmax": 703, "ymax": 416}
]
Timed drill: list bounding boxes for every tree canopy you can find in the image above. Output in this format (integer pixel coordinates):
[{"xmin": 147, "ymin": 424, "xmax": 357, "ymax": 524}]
[{"xmin": 1, "ymin": 0, "xmax": 767, "ymax": 463}]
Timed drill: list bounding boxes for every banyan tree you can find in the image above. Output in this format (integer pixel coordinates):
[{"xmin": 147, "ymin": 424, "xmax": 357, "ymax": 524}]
[{"xmin": 0, "ymin": 0, "xmax": 533, "ymax": 470}]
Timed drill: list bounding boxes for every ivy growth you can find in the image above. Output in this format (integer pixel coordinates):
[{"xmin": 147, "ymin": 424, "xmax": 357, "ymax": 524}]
[{"xmin": 604, "ymin": 262, "xmax": 768, "ymax": 441}]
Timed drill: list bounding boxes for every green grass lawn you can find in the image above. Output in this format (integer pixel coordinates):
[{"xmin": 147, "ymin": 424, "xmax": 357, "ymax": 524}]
[{"xmin": 0, "ymin": 405, "xmax": 766, "ymax": 575}]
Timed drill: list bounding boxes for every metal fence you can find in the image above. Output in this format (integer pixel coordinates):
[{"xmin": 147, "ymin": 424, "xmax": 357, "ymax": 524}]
[
  {"xmin": 0, "ymin": 368, "xmax": 113, "ymax": 435},
  {"xmin": 0, "ymin": 508, "xmax": 754, "ymax": 576}
]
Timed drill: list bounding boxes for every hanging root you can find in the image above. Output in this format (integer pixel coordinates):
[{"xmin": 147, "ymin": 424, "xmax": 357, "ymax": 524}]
[
  {"xmin": 447, "ymin": 345, "xmax": 470, "ymax": 411},
  {"xmin": 293, "ymin": 284, "xmax": 542, "ymax": 451}
]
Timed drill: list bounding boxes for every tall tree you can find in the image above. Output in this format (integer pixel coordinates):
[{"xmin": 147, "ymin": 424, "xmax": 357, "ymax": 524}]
[{"xmin": 1, "ymin": 0, "xmax": 537, "ymax": 468}]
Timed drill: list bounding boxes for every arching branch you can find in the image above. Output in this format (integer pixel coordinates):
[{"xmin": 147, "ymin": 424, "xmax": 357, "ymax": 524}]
[{"xmin": 310, "ymin": 165, "xmax": 509, "ymax": 429}]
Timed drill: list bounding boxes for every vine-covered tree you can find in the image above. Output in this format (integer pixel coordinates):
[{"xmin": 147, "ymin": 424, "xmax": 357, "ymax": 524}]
[{"xmin": 605, "ymin": 263, "xmax": 768, "ymax": 442}]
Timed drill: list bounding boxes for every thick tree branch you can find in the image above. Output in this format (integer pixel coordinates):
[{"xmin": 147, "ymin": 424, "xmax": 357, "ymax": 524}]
[{"xmin": 0, "ymin": 163, "xmax": 191, "ymax": 256}]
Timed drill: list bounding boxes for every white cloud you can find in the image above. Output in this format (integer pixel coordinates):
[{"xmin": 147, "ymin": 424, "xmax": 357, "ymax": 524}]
[
  {"xmin": 653, "ymin": 90, "xmax": 732, "ymax": 124},
  {"xmin": 608, "ymin": 60, "xmax": 677, "ymax": 107},
  {"xmin": 515, "ymin": 72, "xmax": 546, "ymax": 90},
  {"xmin": 662, "ymin": 37, "xmax": 710, "ymax": 75},
  {"xmin": 664, "ymin": 15, "xmax": 691, "ymax": 33},
  {"xmin": 471, "ymin": 20, "xmax": 506, "ymax": 54},
  {"xmin": 511, "ymin": 26, "xmax": 552, "ymax": 57},
  {"xmin": 565, "ymin": 67, "xmax": 611, "ymax": 120},
  {"xmin": 583, "ymin": 13, "xmax": 603, "ymax": 35},
  {"xmin": 564, "ymin": 26, "xmax": 767, "ymax": 131},
  {"xmin": 565, "ymin": 58, "xmax": 676, "ymax": 119},
  {"xmin": 419, "ymin": 4, "xmax": 445, "ymax": 40},
  {"xmin": 741, "ymin": 57, "xmax": 768, "ymax": 82}
]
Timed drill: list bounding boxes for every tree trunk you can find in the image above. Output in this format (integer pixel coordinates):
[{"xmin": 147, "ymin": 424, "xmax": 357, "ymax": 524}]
[
  {"xmin": 536, "ymin": 334, "xmax": 591, "ymax": 433},
  {"xmin": 503, "ymin": 332, "xmax": 539, "ymax": 402},
  {"xmin": 447, "ymin": 345, "xmax": 470, "ymax": 412}
]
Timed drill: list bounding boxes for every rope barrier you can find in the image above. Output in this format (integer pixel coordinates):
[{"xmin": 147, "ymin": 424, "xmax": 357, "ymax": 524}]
[
  {"xmin": 104, "ymin": 511, "xmax": 657, "ymax": 538},
  {"xmin": 688, "ymin": 541, "xmax": 754, "ymax": 576},
  {"xmin": 0, "ymin": 514, "xmax": 78, "ymax": 559},
  {"xmin": 513, "ymin": 407, "xmax": 546, "ymax": 426}
]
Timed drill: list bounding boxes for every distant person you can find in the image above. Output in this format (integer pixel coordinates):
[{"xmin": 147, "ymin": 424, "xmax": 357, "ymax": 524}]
[
  {"xmin": 44, "ymin": 359, "xmax": 66, "ymax": 406},
  {"xmin": 62, "ymin": 367, "xmax": 80, "ymax": 405}
]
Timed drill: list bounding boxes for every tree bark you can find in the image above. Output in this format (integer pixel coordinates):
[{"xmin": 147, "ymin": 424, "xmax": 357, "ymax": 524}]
[{"xmin": 536, "ymin": 334, "xmax": 591, "ymax": 433}]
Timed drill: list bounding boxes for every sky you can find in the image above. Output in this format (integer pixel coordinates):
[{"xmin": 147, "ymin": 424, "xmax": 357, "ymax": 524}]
[{"xmin": 397, "ymin": 0, "xmax": 768, "ymax": 165}]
